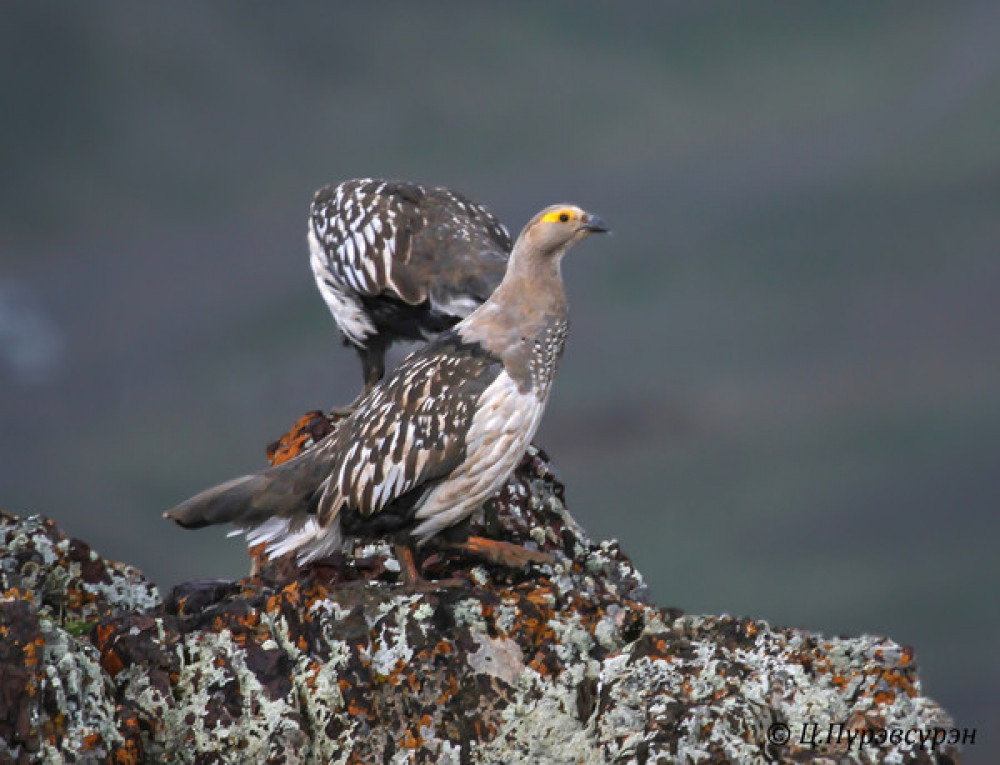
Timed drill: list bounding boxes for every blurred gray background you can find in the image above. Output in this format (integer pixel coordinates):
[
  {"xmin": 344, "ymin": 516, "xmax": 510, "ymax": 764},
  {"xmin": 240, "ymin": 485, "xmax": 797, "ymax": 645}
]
[{"xmin": 2, "ymin": 1, "xmax": 997, "ymax": 753}]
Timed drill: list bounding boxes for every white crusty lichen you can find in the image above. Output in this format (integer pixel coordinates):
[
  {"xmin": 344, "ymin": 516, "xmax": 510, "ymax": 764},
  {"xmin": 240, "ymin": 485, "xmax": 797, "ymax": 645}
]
[
  {"xmin": 452, "ymin": 597, "xmax": 489, "ymax": 631},
  {"xmin": 16, "ymin": 620, "xmax": 123, "ymax": 762},
  {"xmin": 479, "ymin": 665, "xmax": 602, "ymax": 765},
  {"xmin": 1, "ymin": 515, "xmax": 161, "ymax": 616},
  {"xmin": 165, "ymin": 629, "xmax": 312, "ymax": 762},
  {"xmin": 370, "ymin": 625, "xmax": 414, "ymax": 679},
  {"xmin": 493, "ymin": 598, "xmax": 520, "ymax": 635}
]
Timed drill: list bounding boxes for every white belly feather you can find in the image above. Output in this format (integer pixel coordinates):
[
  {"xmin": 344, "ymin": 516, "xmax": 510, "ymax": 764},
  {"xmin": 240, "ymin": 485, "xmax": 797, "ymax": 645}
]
[{"xmin": 410, "ymin": 371, "xmax": 544, "ymax": 543}]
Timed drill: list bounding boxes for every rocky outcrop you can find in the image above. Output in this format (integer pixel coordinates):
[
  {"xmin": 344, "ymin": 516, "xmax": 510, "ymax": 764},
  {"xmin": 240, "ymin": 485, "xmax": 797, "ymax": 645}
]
[{"xmin": 1, "ymin": 445, "xmax": 959, "ymax": 763}]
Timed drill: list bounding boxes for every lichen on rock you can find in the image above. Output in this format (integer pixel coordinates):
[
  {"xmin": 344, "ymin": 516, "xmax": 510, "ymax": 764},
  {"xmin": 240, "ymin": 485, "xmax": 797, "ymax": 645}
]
[{"xmin": 1, "ymin": 437, "xmax": 960, "ymax": 763}]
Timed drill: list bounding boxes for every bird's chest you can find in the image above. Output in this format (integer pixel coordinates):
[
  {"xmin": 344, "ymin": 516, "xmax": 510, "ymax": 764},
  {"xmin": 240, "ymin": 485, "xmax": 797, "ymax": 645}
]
[{"xmin": 527, "ymin": 320, "xmax": 568, "ymax": 397}]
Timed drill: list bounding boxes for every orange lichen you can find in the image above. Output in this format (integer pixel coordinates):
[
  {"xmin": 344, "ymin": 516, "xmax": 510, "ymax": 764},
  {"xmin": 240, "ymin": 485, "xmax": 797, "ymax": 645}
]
[
  {"xmin": 525, "ymin": 588, "xmax": 553, "ymax": 611},
  {"xmin": 100, "ymin": 649, "xmax": 124, "ymax": 677},
  {"xmin": 266, "ymin": 411, "xmax": 336, "ymax": 466},
  {"xmin": 383, "ymin": 658, "xmax": 409, "ymax": 686},
  {"xmin": 113, "ymin": 745, "xmax": 141, "ymax": 765},
  {"xmin": 2, "ymin": 587, "xmax": 35, "ymax": 603},
  {"xmin": 347, "ymin": 697, "xmax": 374, "ymax": 720},
  {"xmin": 830, "ymin": 674, "xmax": 851, "ymax": 690},
  {"xmin": 881, "ymin": 670, "xmax": 917, "ymax": 696},
  {"xmin": 400, "ymin": 728, "xmax": 421, "ymax": 749},
  {"xmin": 472, "ymin": 718, "xmax": 497, "ymax": 740},
  {"xmin": 436, "ymin": 674, "xmax": 459, "ymax": 704},
  {"xmin": 528, "ymin": 654, "xmax": 551, "ymax": 677},
  {"xmin": 301, "ymin": 584, "xmax": 331, "ymax": 610},
  {"xmin": 405, "ymin": 671, "xmax": 421, "ymax": 693},
  {"xmin": 872, "ymin": 689, "xmax": 896, "ymax": 705},
  {"xmin": 23, "ymin": 637, "xmax": 44, "ymax": 668},
  {"xmin": 65, "ymin": 588, "xmax": 84, "ymax": 610},
  {"xmin": 95, "ymin": 623, "xmax": 116, "ymax": 647},
  {"xmin": 42, "ymin": 712, "xmax": 66, "ymax": 743}
]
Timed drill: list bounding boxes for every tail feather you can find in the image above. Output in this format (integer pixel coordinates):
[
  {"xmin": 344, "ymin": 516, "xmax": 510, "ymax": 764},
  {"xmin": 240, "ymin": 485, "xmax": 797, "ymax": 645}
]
[
  {"xmin": 164, "ymin": 474, "xmax": 272, "ymax": 528},
  {"xmin": 163, "ymin": 449, "xmax": 333, "ymax": 530},
  {"xmin": 164, "ymin": 446, "xmax": 346, "ymax": 562}
]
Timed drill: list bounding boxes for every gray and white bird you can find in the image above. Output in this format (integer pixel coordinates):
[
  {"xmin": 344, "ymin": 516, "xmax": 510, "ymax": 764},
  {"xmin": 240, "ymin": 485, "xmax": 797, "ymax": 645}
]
[
  {"xmin": 309, "ymin": 178, "xmax": 512, "ymax": 394},
  {"xmin": 165, "ymin": 204, "xmax": 608, "ymax": 576}
]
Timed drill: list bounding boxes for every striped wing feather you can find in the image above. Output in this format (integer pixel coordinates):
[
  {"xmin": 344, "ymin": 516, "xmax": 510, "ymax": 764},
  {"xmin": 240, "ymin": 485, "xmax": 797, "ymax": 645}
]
[
  {"xmin": 315, "ymin": 334, "xmax": 502, "ymax": 526},
  {"xmin": 310, "ymin": 179, "xmax": 510, "ymax": 308}
]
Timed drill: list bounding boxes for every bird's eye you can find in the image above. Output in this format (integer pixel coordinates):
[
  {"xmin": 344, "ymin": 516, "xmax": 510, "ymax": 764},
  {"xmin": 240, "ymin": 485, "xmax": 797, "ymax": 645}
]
[{"xmin": 541, "ymin": 208, "xmax": 576, "ymax": 224}]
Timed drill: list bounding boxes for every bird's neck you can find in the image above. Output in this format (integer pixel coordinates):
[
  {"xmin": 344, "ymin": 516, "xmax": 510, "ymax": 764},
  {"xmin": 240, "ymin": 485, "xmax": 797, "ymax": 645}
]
[
  {"xmin": 496, "ymin": 241, "xmax": 566, "ymax": 308},
  {"xmin": 457, "ymin": 243, "xmax": 569, "ymax": 394}
]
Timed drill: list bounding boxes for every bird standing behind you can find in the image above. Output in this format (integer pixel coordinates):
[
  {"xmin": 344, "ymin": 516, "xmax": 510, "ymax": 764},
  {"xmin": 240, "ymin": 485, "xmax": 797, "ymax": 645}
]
[
  {"xmin": 165, "ymin": 204, "xmax": 608, "ymax": 577},
  {"xmin": 309, "ymin": 178, "xmax": 512, "ymax": 394}
]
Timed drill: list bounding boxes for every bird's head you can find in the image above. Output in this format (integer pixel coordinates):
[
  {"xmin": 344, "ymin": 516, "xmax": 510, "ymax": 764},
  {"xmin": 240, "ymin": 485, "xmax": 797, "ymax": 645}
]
[{"xmin": 522, "ymin": 204, "xmax": 610, "ymax": 255}]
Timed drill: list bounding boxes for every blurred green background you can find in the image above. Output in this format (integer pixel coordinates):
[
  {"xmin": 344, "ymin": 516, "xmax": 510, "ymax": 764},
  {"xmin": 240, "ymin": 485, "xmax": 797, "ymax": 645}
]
[{"xmin": 2, "ymin": 1, "xmax": 997, "ymax": 753}]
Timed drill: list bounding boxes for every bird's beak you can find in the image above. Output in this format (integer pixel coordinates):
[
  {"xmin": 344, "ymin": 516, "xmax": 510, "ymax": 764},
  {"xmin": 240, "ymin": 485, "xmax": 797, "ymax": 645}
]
[{"xmin": 581, "ymin": 213, "xmax": 610, "ymax": 234}]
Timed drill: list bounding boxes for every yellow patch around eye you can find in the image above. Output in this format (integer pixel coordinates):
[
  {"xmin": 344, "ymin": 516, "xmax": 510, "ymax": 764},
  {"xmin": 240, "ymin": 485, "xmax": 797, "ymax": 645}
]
[{"xmin": 540, "ymin": 209, "xmax": 575, "ymax": 224}]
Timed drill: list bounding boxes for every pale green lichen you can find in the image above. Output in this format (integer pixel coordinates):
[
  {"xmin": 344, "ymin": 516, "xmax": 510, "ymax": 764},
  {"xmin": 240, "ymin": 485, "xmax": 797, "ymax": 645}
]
[
  {"xmin": 26, "ymin": 621, "xmax": 123, "ymax": 762},
  {"xmin": 493, "ymin": 599, "xmax": 520, "ymax": 635},
  {"xmin": 479, "ymin": 666, "xmax": 602, "ymax": 765},
  {"xmin": 165, "ymin": 628, "xmax": 311, "ymax": 762},
  {"xmin": 452, "ymin": 597, "xmax": 489, "ymax": 631}
]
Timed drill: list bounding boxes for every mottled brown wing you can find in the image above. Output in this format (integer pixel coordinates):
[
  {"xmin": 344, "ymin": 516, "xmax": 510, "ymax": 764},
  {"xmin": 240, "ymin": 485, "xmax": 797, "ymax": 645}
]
[
  {"xmin": 309, "ymin": 179, "xmax": 510, "ymax": 308},
  {"xmin": 406, "ymin": 186, "xmax": 511, "ymax": 312},
  {"xmin": 310, "ymin": 178, "xmax": 432, "ymax": 304},
  {"xmin": 315, "ymin": 333, "xmax": 503, "ymax": 526}
]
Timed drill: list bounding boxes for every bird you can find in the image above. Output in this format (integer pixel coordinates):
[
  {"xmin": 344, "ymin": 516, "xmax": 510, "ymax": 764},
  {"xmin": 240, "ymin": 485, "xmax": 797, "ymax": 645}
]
[
  {"xmin": 309, "ymin": 178, "xmax": 512, "ymax": 395},
  {"xmin": 165, "ymin": 204, "xmax": 608, "ymax": 584}
]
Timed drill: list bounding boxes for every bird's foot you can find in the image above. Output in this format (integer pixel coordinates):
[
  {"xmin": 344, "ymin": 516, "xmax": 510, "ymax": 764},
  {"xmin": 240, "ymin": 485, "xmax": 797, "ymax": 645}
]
[
  {"xmin": 393, "ymin": 543, "xmax": 469, "ymax": 591},
  {"xmin": 449, "ymin": 536, "xmax": 555, "ymax": 569}
]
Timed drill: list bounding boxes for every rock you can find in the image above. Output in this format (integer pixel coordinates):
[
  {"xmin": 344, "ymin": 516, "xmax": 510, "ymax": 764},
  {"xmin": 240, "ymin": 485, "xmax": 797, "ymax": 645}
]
[{"xmin": 0, "ymin": 442, "xmax": 960, "ymax": 763}]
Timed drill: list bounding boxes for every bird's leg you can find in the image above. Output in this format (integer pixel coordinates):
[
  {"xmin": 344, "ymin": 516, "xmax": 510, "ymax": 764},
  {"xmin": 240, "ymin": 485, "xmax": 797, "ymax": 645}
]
[
  {"xmin": 447, "ymin": 536, "xmax": 555, "ymax": 568},
  {"xmin": 328, "ymin": 394, "xmax": 365, "ymax": 418},
  {"xmin": 394, "ymin": 543, "xmax": 423, "ymax": 587},
  {"xmin": 329, "ymin": 340, "xmax": 388, "ymax": 417},
  {"xmin": 360, "ymin": 339, "xmax": 387, "ymax": 396},
  {"xmin": 392, "ymin": 542, "xmax": 467, "ymax": 591}
]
